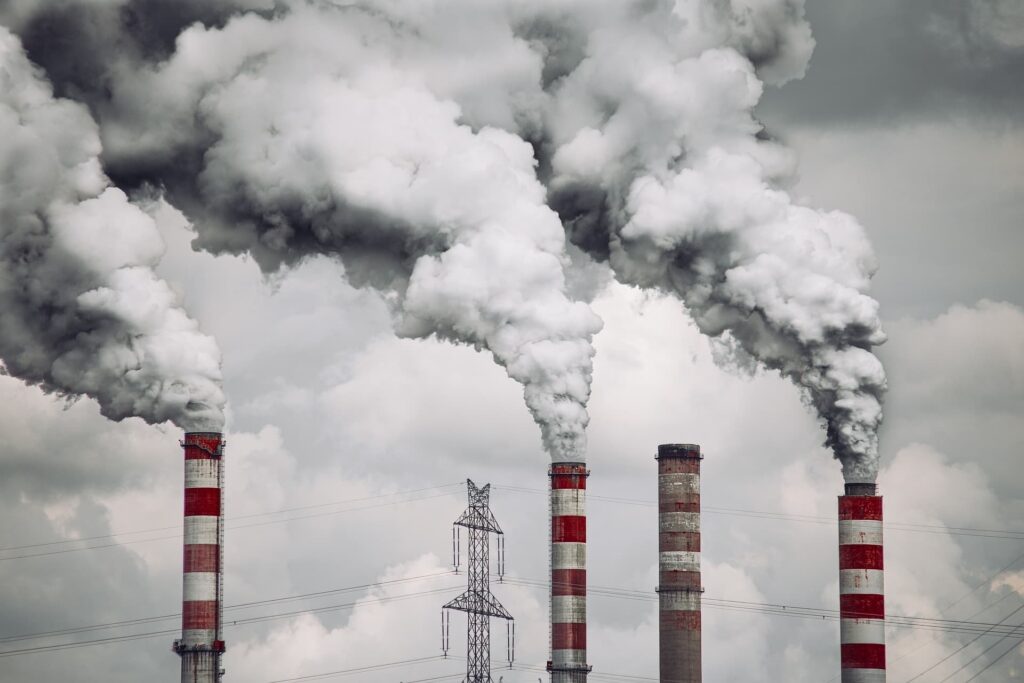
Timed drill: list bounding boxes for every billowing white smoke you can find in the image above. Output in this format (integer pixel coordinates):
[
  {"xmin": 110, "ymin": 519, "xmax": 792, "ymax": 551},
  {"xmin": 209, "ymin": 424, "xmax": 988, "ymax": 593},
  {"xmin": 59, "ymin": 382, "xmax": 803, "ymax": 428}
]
[
  {"xmin": 5, "ymin": 0, "xmax": 887, "ymax": 477},
  {"xmin": 532, "ymin": 1, "xmax": 887, "ymax": 482},
  {"xmin": 94, "ymin": 5, "xmax": 602, "ymax": 460},
  {"xmin": 0, "ymin": 28, "xmax": 225, "ymax": 431}
]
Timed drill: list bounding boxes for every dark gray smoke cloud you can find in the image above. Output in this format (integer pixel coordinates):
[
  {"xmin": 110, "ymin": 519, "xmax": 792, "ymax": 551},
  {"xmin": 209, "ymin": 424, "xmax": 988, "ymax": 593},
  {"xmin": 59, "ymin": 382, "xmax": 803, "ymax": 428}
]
[
  {"xmin": 3, "ymin": 0, "xmax": 887, "ymax": 478},
  {"xmin": 0, "ymin": 28, "xmax": 224, "ymax": 430}
]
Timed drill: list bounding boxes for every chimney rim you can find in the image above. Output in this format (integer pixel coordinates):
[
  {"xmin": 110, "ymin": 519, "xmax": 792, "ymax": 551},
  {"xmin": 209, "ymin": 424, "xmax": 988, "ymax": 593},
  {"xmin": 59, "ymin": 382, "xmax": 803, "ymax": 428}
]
[
  {"xmin": 656, "ymin": 443, "xmax": 702, "ymax": 460},
  {"xmin": 843, "ymin": 482, "xmax": 879, "ymax": 496}
]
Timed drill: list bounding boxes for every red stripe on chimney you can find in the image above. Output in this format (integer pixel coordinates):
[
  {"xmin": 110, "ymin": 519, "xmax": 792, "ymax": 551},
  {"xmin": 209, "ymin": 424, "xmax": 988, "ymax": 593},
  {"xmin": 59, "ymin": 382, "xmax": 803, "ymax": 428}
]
[
  {"xmin": 839, "ymin": 497, "xmax": 883, "ymax": 521},
  {"xmin": 184, "ymin": 488, "xmax": 221, "ymax": 517},
  {"xmin": 552, "ymin": 569, "xmax": 587, "ymax": 597},
  {"xmin": 551, "ymin": 623, "xmax": 587, "ymax": 650},
  {"xmin": 840, "ymin": 594, "xmax": 885, "ymax": 620},
  {"xmin": 841, "ymin": 643, "xmax": 886, "ymax": 669},
  {"xmin": 839, "ymin": 544, "xmax": 884, "ymax": 570},
  {"xmin": 552, "ymin": 515, "xmax": 586, "ymax": 543}
]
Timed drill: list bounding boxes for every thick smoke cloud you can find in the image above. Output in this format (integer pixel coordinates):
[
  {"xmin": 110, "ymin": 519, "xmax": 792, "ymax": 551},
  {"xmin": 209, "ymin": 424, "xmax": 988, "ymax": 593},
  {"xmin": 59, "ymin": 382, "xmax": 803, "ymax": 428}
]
[
  {"xmin": 529, "ymin": 1, "xmax": 887, "ymax": 481},
  {"xmin": 8, "ymin": 2, "xmax": 601, "ymax": 460},
  {"xmin": 3, "ymin": 0, "xmax": 886, "ymax": 477},
  {"xmin": 0, "ymin": 28, "xmax": 224, "ymax": 431}
]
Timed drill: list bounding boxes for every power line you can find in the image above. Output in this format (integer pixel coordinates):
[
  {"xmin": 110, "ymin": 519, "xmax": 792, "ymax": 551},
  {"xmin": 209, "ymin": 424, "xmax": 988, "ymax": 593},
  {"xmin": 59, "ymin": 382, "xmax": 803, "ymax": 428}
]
[
  {"xmin": 857, "ymin": 548, "xmax": 1024, "ymax": 683},
  {"xmin": 394, "ymin": 675, "xmax": 466, "ymax": 683},
  {"xmin": 962, "ymin": 633, "xmax": 1024, "ymax": 682},
  {"xmin": 0, "ymin": 486, "xmax": 461, "ymax": 562},
  {"xmin": 509, "ymin": 660, "xmax": 656, "ymax": 681},
  {"xmin": 904, "ymin": 600, "xmax": 1024, "ymax": 681},
  {"xmin": 8, "ymin": 570, "xmax": 1024, "ymax": 659},
  {"xmin": 265, "ymin": 654, "xmax": 446, "ymax": 682},
  {"xmin": 265, "ymin": 650, "xmax": 471, "ymax": 683},
  {"xmin": 934, "ymin": 611, "xmax": 1024, "ymax": 682},
  {"xmin": 937, "ymin": 632, "xmax": 1022, "ymax": 682},
  {"xmin": 492, "ymin": 485, "xmax": 1024, "ymax": 541},
  {"xmin": 501, "ymin": 577, "xmax": 1024, "ymax": 639},
  {"xmin": 0, "ymin": 483, "xmax": 463, "ymax": 553},
  {"xmin": 0, "ymin": 571, "xmax": 454, "ymax": 645},
  {"xmin": 4, "ymin": 480, "xmax": 1019, "ymax": 565},
  {"xmin": 0, "ymin": 583, "xmax": 462, "ymax": 658}
]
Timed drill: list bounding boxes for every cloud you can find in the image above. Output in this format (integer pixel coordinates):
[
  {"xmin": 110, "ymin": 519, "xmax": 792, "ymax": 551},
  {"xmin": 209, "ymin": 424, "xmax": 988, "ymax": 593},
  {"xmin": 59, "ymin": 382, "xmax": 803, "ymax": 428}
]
[
  {"xmin": 878, "ymin": 443, "xmax": 1017, "ymax": 681},
  {"xmin": 759, "ymin": 0, "xmax": 1024, "ymax": 124},
  {"xmin": 762, "ymin": 122, "xmax": 1024, "ymax": 320},
  {"xmin": 884, "ymin": 301, "xmax": 1024, "ymax": 415},
  {"xmin": 226, "ymin": 553, "xmax": 542, "ymax": 682},
  {"xmin": 880, "ymin": 300, "xmax": 1024, "ymax": 499}
]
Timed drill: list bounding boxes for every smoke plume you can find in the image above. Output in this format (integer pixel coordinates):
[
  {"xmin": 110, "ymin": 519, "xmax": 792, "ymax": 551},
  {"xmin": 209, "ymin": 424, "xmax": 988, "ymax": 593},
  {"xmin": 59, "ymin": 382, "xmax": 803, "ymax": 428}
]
[
  {"xmin": 0, "ymin": 28, "xmax": 224, "ymax": 431},
  {"xmin": 531, "ymin": 1, "xmax": 887, "ymax": 482},
  {"xmin": 6, "ymin": 1, "xmax": 602, "ymax": 461},
  {"xmin": 4, "ymin": 1, "xmax": 887, "ymax": 478}
]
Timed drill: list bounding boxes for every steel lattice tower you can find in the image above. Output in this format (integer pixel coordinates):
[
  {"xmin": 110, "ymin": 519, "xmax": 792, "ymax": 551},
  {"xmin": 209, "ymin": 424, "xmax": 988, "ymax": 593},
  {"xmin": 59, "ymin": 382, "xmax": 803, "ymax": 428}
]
[{"xmin": 442, "ymin": 480, "xmax": 514, "ymax": 682}]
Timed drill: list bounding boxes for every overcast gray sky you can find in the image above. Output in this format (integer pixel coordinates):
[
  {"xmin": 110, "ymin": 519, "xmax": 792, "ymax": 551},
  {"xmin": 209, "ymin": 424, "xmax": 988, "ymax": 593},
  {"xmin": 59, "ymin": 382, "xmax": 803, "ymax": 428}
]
[{"xmin": 1, "ymin": 2, "xmax": 1022, "ymax": 682}]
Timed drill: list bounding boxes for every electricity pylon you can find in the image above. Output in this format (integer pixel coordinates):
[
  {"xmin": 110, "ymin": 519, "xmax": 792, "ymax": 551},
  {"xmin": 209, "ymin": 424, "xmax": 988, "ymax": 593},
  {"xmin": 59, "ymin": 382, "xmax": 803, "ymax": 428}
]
[{"xmin": 442, "ymin": 480, "xmax": 514, "ymax": 682}]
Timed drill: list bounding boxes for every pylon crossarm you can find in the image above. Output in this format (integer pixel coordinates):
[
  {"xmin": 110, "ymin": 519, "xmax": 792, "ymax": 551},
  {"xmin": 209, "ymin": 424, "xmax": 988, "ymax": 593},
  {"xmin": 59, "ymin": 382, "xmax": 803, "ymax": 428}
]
[
  {"xmin": 479, "ymin": 592, "xmax": 513, "ymax": 620},
  {"xmin": 443, "ymin": 590, "xmax": 512, "ymax": 619},
  {"xmin": 454, "ymin": 517, "xmax": 503, "ymax": 533},
  {"xmin": 453, "ymin": 507, "xmax": 503, "ymax": 534}
]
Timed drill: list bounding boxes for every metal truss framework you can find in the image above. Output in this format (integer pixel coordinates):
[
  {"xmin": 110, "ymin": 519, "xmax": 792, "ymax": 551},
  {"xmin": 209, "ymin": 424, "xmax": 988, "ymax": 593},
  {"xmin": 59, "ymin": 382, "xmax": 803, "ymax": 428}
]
[{"xmin": 443, "ymin": 480, "xmax": 514, "ymax": 682}]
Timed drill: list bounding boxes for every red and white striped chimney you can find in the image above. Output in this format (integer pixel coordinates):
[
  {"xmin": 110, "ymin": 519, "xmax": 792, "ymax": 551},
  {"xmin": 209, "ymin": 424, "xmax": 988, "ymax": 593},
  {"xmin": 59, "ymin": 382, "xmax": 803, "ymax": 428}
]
[
  {"xmin": 548, "ymin": 462, "xmax": 591, "ymax": 683},
  {"xmin": 174, "ymin": 432, "xmax": 226, "ymax": 683},
  {"xmin": 656, "ymin": 444, "xmax": 702, "ymax": 683},
  {"xmin": 839, "ymin": 483, "xmax": 885, "ymax": 683}
]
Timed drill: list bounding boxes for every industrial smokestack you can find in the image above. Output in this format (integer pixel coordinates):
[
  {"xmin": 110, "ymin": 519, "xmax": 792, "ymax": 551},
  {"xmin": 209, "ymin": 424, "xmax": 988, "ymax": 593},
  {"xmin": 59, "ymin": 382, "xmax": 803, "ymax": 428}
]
[
  {"xmin": 839, "ymin": 482, "xmax": 885, "ymax": 682},
  {"xmin": 656, "ymin": 444, "xmax": 702, "ymax": 683},
  {"xmin": 548, "ymin": 463, "xmax": 590, "ymax": 683},
  {"xmin": 174, "ymin": 432, "xmax": 226, "ymax": 683}
]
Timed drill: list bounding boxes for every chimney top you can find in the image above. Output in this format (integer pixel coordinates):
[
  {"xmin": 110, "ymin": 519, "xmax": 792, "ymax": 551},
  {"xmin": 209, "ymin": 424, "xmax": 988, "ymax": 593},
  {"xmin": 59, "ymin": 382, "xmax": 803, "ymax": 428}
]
[
  {"xmin": 844, "ymin": 482, "xmax": 878, "ymax": 496},
  {"xmin": 656, "ymin": 443, "xmax": 701, "ymax": 460}
]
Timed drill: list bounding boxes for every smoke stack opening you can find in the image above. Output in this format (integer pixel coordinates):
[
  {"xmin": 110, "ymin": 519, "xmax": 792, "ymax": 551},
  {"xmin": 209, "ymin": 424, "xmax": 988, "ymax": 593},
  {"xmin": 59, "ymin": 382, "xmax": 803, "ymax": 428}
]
[
  {"xmin": 844, "ymin": 482, "xmax": 878, "ymax": 496},
  {"xmin": 656, "ymin": 443, "xmax": 702, "ymax": 460}
]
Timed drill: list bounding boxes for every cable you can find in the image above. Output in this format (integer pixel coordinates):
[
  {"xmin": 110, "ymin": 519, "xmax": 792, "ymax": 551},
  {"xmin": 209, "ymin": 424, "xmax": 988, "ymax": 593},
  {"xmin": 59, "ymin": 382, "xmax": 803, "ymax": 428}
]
[
  {"xmin": 8, "ymin": 570, "xmax": 1024, "ymax": 667},
  {"xmin": 9, "ymin": 570, "xmax": 1024, "ymax": 658},
  {"xmin": 264, "ymin": 655, "xmax": 456, "ymax": 679},
  {"xmin": 0, "ymin": 487, "xmax": 460, "ymax": 562},
  {"xmin": 509, "ymin": 660, "xmax": 656, "ymax": 681},
  {"xmin": 8, "ymin": 479, "xmax": 1024, "ymax": 565},
  {"xmin": 866, "ymin": 548, "xmax": 1024, "ymax": 683},
  {"xmin": 265, "ymin": 654, "xmax": 446, "ymax": 681},
  {"xmin": 937, "ymin": 620, "xmax": 1024, "ymax": 682},
  {"xmin": 962, "ymin": 633, "xmax": 1024, "ymax": 682},
  {"xmin": 0, "ymin": 571, "xmax": 454, "ymax": 644},
  {"xmin": 0, "ymin": 483, "xmax": 463, "ymax": 553},
  {"xmin": 501, "ymin": 577, "xmax": 1024, "ymax": 638},
  {"xmin": 904, "ymin": 601, "xmax": 1024, "ymax": 681},
  {"xmin": 393, "ymin": 675, "xmax": 466, "ymax": 683},
  {"xmin": 0, "ymin": 584, "xmax": 462, "ymax": 658},
  {"xmin": 492, "ymin": 485, "xmax": 1024, "ymax": 541},
  {"xmin": 4, "ymin": 480, "xmax": 1021, "ymax": 564}
]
